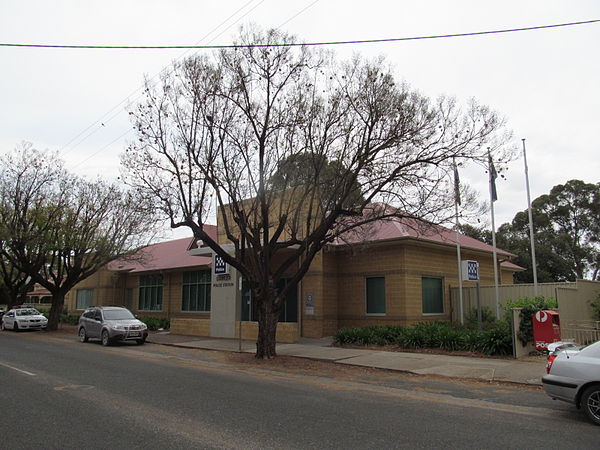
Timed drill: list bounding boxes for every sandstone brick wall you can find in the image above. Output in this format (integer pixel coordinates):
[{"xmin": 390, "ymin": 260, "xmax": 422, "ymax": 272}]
[
  {"xmin": 170, "ymin": 318, "xmax": 211, "ymax": 336},
  {"xmin": 237, "ymin": 321, "xmax": 298, "ymax": 343}
]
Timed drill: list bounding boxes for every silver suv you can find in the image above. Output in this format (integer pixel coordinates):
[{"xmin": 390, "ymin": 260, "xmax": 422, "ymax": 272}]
[{"xmin": 78, "ymin": 306, "xmax": 148, "ymax": 346}]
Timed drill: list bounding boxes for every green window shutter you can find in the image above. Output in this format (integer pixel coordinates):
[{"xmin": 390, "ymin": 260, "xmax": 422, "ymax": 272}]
[
  {"xmin": 422, "ymin": 277, "xmax": 444, "ymax": 314},
  {"xmin": 366, "ymin": 277, "xmax": 386, "ymax": 314}
]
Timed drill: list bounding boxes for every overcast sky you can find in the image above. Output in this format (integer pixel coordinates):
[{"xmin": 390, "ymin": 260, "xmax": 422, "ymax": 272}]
[{"xmin": 1, "ymin": 0, "xmax": 598, "ymax": 238}]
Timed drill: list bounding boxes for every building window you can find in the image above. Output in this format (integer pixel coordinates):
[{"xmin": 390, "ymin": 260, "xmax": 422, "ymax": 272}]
[
  {"xmin": 76, "ymin": 289, "xmax": 94, "ymax": 310},
  {"xmin": 277, "ymin": 279, "xmax": 297, "ymax": 323},
  {"xmin": 422, "ymin": 277, "xmax": 444, "ymax": 314},
  {"xmin": 182, "ymin": 270, "xmax": 211, "ymax": 312},
  {"xmin": 241, "ymin": 278, "xmax": 297, "ymax": 323},
  {"xmin": 139, "ymin": 274, "xmax": 163, "ymax": 311},
  {"xmin": 366, "ymin": 277, "xmax": 386, "ymax": 314}
]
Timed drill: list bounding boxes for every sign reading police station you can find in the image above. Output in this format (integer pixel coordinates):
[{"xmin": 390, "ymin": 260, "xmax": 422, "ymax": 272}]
[{"xmin": 461, "ymin": 260, "xmax": 479, "ymax": 281}]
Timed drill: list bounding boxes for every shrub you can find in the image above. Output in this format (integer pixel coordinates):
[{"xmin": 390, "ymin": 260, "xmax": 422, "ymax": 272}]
[
  {"xmin": 333, "ymin": 320, "xmax": 513, "ymax": 356},
  {"xmin": 138, "ymin": 316, "xmax": 170, "ymax": 331},
  {"xmin": 60, "ymin": 314, "xmax": 80, "ymax": 325},
  {"xmin": 475, "ymin": 323, "xmax": 513, "ymax": 356},
  {"xmin": 464, "ymin": 306, "xmax": 498, "ymax": 330},
  {"xmin": 591, "ymin": 294, "xmax": 600, "ymax": 321}
]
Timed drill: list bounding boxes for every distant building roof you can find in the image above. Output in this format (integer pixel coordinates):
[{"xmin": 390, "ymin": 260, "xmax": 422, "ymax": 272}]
[
  {"xmin": 27, "ymin": 284, "xmax": 51, "ymax": 296},
  {"xmin": 500, "ymin": 260, "xmax": 526, "ymax": 271},
  {"xmin": 108, "ymin": 225, "xmax": 216, "ymax": 273},
  {"xmin": 332, "ymin": 207, "xmax": 514, "ymax": 259}
]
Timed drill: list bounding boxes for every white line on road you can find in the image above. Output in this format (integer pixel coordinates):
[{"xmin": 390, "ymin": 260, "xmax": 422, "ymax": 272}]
[{"xmin": 0, "ymin": 361, "xmax": 37, "ymax": 376}]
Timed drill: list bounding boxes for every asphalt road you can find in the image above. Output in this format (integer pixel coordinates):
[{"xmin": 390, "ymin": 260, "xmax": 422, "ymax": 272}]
[{"xmin": 1, "ymin": 330, "xmax": 598, "ymax": 449}]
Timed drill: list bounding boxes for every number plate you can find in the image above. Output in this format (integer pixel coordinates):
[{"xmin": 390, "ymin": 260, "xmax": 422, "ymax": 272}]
[{"xmin": 129, "ymin": 331, "xmax": 141, "ymax": 337}]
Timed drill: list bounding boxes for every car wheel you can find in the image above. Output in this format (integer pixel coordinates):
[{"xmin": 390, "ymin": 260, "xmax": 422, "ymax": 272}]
[
  {"xmin": 78, "ymin": 327, "xmax": 89, "ymax": 343},
  {"xmin": 136, "ymin": 338, "xmax": 146, "ymax": 345},
  {"xmin": 582, "ymin": 385, "xmax": 600, "ymax": 426},
  {"xmin": 0, "ymin": 322, "xmax": 5, "ymax": 331},
  {"xmin": 101, "ymin": 330, "xmax": 110, "ymax": 346}
]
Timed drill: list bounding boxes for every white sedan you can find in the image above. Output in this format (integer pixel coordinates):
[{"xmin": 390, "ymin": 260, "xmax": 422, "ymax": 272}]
[
  {"xmin": 543, "ymin": 340, "xmax": 600, "ymax": 425},
  {"xmin": 0, "ymin": 307, "xmax": 48, "ymax": 331}
]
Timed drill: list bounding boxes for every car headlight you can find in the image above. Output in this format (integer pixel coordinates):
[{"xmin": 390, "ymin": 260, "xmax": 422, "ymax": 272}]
[{"xmin": 112, "ymin": 324, "xmax": 126, "ymax": 330}]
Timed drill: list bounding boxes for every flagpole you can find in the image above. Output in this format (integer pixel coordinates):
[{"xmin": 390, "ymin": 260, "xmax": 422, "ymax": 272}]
[
  {"xmin": 488, "ymin": 153, "xmax": 501, "ymax": 319},
  {"xmin": 522, "ymin": 139, "xmax": 539, "ymax": 296},
  {"xmin": 453, "ymin": 158, "xmax": 464, "ymax": 325}
]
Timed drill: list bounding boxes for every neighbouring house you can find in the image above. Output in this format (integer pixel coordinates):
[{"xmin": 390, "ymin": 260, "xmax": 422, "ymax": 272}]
[
  {"xmin": 66, "ymin": 215, "xmax": 522, "ymax": 343},
  {"xmin": 26, "ymin": 284, "xmax": 52, "ymax": 304}
]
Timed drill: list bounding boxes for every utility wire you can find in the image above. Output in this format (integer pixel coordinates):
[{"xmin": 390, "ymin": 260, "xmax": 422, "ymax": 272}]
[
  {"xmin": 62, "ymin": 0, "xmax": 262, "ymax": 157},
  {"xmin": 66, "ymin": 0, "xmax": 267, "ymax": 167},
  {"xmin": 68, "ymin": 0, "xmax": 320, "ymax": 170},
  {"xmin": 2, "ymin": 19, "xmax": 598, "ymax": 50}
]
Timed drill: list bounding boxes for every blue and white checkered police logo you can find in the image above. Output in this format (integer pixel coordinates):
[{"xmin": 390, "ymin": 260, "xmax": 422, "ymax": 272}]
[
  {"xmin": 461, "ymin": 260, "xmax": 479, "ymax": 281},
  {"xmin": 467, "ymin": 261, "xmax": 478, "ymax": 279},
  {"xmin": 214, "ymin": 255, "xmax": 228, "ymax": 275}
]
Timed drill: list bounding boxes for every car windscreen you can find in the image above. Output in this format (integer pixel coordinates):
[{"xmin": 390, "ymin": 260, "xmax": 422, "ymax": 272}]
[
  {"xmin": 16, "ymin": 309, "xmax": 40, "ymax": 316},
  {"xmin": 103, "ymin": 309, "xmax": 135, "ymax": 320}
]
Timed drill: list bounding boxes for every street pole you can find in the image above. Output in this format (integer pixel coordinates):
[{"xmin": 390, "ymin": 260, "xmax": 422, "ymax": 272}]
[
  {"xmin": 476, "ymin": 280, "xmax": 482, "ymax": 331},
  {"xmin": 522, "ymin": 138, "xmax": 539, "ymax": 296}
]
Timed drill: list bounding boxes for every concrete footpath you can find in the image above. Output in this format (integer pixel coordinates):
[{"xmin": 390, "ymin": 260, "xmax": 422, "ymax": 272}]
[{"xmin": 147, "ymin": 332, "xmax": 546, "ymax": 386}]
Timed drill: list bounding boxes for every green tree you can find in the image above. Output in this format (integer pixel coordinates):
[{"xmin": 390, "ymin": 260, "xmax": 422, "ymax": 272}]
[
  {"xmin": 495, "ymin": 180, "xmax": 600, "ymax": 282},
  {"xmin": 269, "ymin": 153, "xmax": 364, "ymax": 210},
  {"xmin": 122, "ymin": 27, "xmax": 511, "ymax": 358},
  {"xmin": 457, "ymin": 223, "xmax": 491, "ymax": 245}
]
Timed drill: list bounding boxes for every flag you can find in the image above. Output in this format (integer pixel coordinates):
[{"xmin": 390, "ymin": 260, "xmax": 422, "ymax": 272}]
[
  {"xmin": 453, "ymin": 159, "xmax": 461, "ymax": 206},
  {"xmin": 488, "ymin": 153, "xmax": 498, "ymax": 202}
]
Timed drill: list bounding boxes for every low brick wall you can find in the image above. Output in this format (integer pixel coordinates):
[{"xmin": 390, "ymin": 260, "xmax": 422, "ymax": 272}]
[
  {"xmin": 236, "ymin": 321, "xmax": 299, "ymax": 343},
  {"xmin": 170, "ymin": 318, "xmax": 211, "ymax": 337}
]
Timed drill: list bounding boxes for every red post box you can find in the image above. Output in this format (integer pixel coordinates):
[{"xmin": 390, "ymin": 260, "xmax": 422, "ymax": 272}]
[{"xmin": 533, "ymin": 310, "xmax": 561, "ymax": 351}]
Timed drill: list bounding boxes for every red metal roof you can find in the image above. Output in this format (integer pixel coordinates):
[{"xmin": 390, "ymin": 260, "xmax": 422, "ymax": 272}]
[
  {"xmin": 500, "ymin": 260, "xmax": 525, "ymax": 271},
  {"xmin": 108, "ymin": 225, "xmax": 216, "ymax": 273},
  {"xmin": 332, "ymin": 207, "xmax": 514, "ymax": 258}
]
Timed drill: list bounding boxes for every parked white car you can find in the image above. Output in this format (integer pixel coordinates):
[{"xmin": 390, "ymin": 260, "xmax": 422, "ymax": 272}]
[
  {"xmin": 1, "ymin": 307, "xmax": 48, "ymax": 331},
  {"xmin": 542, "ymin": 340, "xmax": 600, "ymax": 425}
]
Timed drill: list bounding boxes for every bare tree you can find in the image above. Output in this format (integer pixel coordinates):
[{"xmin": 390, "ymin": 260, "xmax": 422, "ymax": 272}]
[
  {"xmin": 122, "ymin": 27, "xmax": 512, "ymax": 358},
  {"xmin": 0, "ymin": 143, "xmax": 158, "ymax": 329}
]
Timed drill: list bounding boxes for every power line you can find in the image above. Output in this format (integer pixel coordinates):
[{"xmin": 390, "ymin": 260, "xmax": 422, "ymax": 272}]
[
  {"xmin": 66, "ymin": 0, "xmax": 320, "ymax": 170},
  {"xmin": 2, "ymin": 19, "xmax": 598, "ymax": 50},
  {"xmin": 61, "ymin": 0, "xmax": 262, "ymax": 157}
]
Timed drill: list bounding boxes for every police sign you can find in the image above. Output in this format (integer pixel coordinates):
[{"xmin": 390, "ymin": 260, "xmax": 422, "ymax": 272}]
[
  {"xmin": 214, "ymin": 254, "xmax": 229, "ymax": 275},
  {"xmin": 461, "ymin": 260, "xmax": 479, "ymax": 281}
]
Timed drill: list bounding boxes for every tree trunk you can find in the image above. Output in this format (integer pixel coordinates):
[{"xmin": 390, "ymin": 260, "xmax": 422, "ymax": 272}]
[
  {"xmin": 47, "ymin": 292, "xmax": 65, "ymax": 331},
  {"xmin": 255, "ymin": 308, "xmax": 278, "ymax": 358}
]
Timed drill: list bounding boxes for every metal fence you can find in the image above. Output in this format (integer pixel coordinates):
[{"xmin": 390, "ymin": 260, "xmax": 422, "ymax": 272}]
[{"xmin": 561, "ymin": 321, "xmax": 600, "ymax": 345}]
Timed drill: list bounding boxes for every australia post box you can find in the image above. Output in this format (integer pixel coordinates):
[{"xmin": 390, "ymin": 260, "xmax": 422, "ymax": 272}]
[{"xmin": 533, "ymin": 310, "xmax": 561, "ymax": 351}]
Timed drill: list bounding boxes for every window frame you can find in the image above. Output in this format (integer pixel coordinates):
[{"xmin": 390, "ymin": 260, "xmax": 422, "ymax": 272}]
[
  {"xmin": 181, "ymin": 270, "xmax": 211, "ymax": 312},
  {"xmin": 139, "ymin": 274, "xmax": 164, "ymax": 311},
  {"xmin": 365, "ymin": 276, "xmax": 386, "ymax": 315},
  {"xmin": 421, "ymin": 276, "xmax": 445, "ymax": 315},
  {"xmin": 76, "ymin": 288, "xmax": 94, "ymax": 310}
]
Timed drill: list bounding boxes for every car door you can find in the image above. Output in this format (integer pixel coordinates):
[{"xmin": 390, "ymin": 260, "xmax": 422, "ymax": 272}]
[
  {"xmin": 4, "ymin": 311, "xmax": 15, "ymax": 329},
  {"xmin": 87, "ymin": 310, "xmax": 103, "ymax": 338}
]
